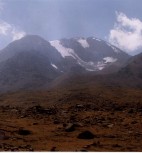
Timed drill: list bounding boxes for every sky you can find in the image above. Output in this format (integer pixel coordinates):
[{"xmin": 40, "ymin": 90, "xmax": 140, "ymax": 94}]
[{"xmin": 0, "ymin": 0, "xmax": 142, "ymax": 55}]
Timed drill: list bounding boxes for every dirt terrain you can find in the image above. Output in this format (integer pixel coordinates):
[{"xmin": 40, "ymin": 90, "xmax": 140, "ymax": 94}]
[{"xmin": 0, "ymin": 86, "xmax": 142, "ymax": 151}]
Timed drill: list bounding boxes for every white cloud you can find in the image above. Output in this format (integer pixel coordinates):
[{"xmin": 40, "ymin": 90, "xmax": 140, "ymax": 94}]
[
  {"xmin": 0, "ymin": 20, "xmax": 26, "ymax": 41},
  {"xmin": 12, "ymin": 29, "xmax": 26, "ymax": 41},
  {"xmin": 0, "ymin": 21, "xmax": 11, "ymax": 35},
  {"xmin": 109, "ymin": 12, "xmax": 142, "ymax": 54}
]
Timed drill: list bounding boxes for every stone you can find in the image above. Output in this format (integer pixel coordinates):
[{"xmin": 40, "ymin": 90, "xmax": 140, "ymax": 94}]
[
  {"xmin": 107, "ymin": 124, "xmax": 114, "ymax": 128},
  {"xmin": 76, "ymin": 104, "xmax": 84, "ymax": 108},
  {"xmin": 83, "ymin": 145, "xmax": 90, "ymax": 149},
  {"xmin": 128, "ymin": 109, "xmax": 134, "ymax": 114},
  {"xmin": 33, "ymin": 122, "xmax": 38, "ymax": 125},
  {"xmin": 74, "ymin": 122, "xmax": 84, "ymax": 127},
  {"xmin": 50, "ymin": 147, "xmax": 56, "ymax": 151},
  {"xmin": 17, "ymin": 128, "xmax": 32, "ymax": 136},
  {"xmin": 80, "ymin": 149, "xmax": 88, "ymax": 152},
  {"xmin": 53, "ymin": 120, "xmax": 60, "ymax": 124},
  {"xmin": 65, "ymin": 123, "xmax": 75, "ymax": 132},
  {"xmin": 112, "ymin": 144, "xmax": 121, "ymax": 148},
  {"xmin": 0, "ymin": 131, "xmax": 8, "ymax": 140},
  {"xmin": 91, "ymin": 141, "xmax": 101, "ymax": 147},
  {"xmin": 77, "ymin": 131, "xmax": 95, "ymax": 139}
]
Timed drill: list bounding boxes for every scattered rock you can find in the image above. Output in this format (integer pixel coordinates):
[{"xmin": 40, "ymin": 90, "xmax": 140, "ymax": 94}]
[
  {"xmin": 53, "ymin": 119, "xmax": 60, "ymax": 124},
  {"xmin": 128, "ymin": 131, "xmax": 133, "ymax": 134},
  {"xmin": 65, "ymin": 123, "xmax": 75, "ymax": 132},
  {"xmin": 107, "ymin": 124, "xmax": 114, "ymax": 128},
  {"xmin": 74, "ymin": 122, "xmax": 84, "ymax": 127},
  {"xmin": 17, "ymin": 128, "xmax": 32, "ymax": 136},
  {"xmin": 80, "ymin": 149, "xmax": 88, "ymax": 152},
  {"xmin": 91, "ymin": 141, "xmax": 101, "ymax": 147},
  {"xmin": 25, "ymin": 105, "xmax": 57, "ymax": 116},
  {"xmin": 0, "ymin": 131, "xmax": 6, "ymax": 140},
  {"xmin": 114, "ymin": 106, "xmax": 123, "ymax": 111},
  {"xmin": 20, "ymin": 115, "xmax": 26, "ymax": 118},
  {"xmin": 76, "ymin": 104, "xmax": 84, "ymax": 108},
  {"xmin": 33, "ymin": 122, "xmax": 38, "ymax": 125},
  {"xmin": 77, "ymin": 131, "xmax": 95, "ymax": 139},
  {"xmin": 10, "ymin": 147, "xmax": 19, "ymax": 151},
  {"xmin": 62, "ymin": 111, "xmax": 68, "ymax": 114},
  {"xmin": 131, "ymin": 121, "xmax": 137, "ymax": 124},
  {"xmin": 50, "ymin": 147, "xmax": 56, "ymax": 151},
  {"xmin": 105, "ymin": 134, "xmax": 116, "ymax": 138},
  {"xmin": 83, "ymin": 145, "xmax": 90, "ymax": 149},
  {"xmin": 63, "ymin": 123, "xmax": 67, "ymax": 127},
  {"xmin": 112, "ymin": 144, "xmax": 121, "ymax": 148},
  {"xmin": 128, "ymin": 109, "xmax": 134, "ymax": 114}
]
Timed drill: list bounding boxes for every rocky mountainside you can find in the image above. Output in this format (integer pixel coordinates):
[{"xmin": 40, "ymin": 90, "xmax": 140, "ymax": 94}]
[
  {"xmin": 50, "ymin": 37, "xmax": 130, "ymax": 72},
  {"xmin": 114, "ymin": 52, "xmax": 142, "ymax": 87},
  {"xmin": 0, "ymin": 35, "xmax": 131, "ymax": 92},
  {"xmin": 54, "ymin": 52, "xmax": 142, "ymax": 89}
]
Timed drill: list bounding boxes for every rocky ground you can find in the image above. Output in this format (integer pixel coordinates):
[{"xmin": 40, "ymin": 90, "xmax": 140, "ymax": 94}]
[{"xmin": 0, "ymin": 86, "xmax": 142, "ymax": 151}]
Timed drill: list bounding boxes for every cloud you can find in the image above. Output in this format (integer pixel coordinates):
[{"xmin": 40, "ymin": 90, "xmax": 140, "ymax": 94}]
[
  {"xmin": 109, "ymin": 12, "xmax": 142, "ymax": 54},
  {"xmin": 0, "ymin": 20, "xmax": 26, "ymax": 41},
  {"xmin": 0, "ymin": 21, "xmax": 11, "ymax": 35},
  {"xmin": 11, "ymin": 29, "xmax": 26, "ymax": 41}
]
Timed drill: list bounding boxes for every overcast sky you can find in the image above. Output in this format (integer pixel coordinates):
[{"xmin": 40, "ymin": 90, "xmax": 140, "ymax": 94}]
[{"xmin": 0, "ymin": 0, "xmax": 142, "ymax": 55}]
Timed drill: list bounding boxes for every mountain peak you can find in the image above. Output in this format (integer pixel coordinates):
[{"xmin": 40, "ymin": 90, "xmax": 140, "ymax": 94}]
[
  {"xmin": 17, "ymin": 34, "xmax": 48, "ymax": 44},
  {"xmin": 21, "ymin": 34, "xmax": 45, "ymax": 40}
]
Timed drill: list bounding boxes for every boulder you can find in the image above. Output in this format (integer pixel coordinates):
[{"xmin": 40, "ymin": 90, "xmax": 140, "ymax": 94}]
[
  {"xmin": 77, "ymin": 130, "xmax": 95, "ymax": 139},
  {"xmin": 17, "ymin": 128, "xmax": 32, "ymax": 136}
]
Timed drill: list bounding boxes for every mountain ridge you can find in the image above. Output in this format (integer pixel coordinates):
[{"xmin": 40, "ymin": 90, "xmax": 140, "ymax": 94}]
[{"xmin": 0, "ymin": 34, "xmax": 139, "ymax": 93}]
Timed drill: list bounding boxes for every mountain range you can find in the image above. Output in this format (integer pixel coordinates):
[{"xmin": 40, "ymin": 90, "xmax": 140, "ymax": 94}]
[{"xmin": 0, "ymin": 34, "xmax": 141, "ymax": 92}]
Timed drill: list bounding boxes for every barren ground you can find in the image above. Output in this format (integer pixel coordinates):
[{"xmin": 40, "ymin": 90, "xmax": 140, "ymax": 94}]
[{"xmin": 0, "ymin": 86, "xmax": 142, "ymax": 151}]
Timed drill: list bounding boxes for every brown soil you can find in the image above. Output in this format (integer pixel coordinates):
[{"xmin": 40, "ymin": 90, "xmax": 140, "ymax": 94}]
[{"xmin": 0, "ymin": 86, "xmax": 142, "ymax": 151}]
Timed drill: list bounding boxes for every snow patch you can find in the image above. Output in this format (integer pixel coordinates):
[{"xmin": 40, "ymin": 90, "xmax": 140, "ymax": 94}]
[
  {"xmin": 96, "ymin": 61, "xmax": 106, "ymax": 70},
  {"xmin": 96, "ymin": 57, "xmax": 117, "ymax": 70},
  {"xmin": 77, "ymin": 38, "xmax": 89, "ymax": 48},
  {"xmin": 103, "ymin": 57, "xmax": 117, "ymax": 63},
  {"xmin": 50, "ymin": 40, "xmax": 97, "ymax": 71},
  {"xmin": 50, "ymin": 40, "xmax": 75, "ymax": 58},
  {"xmin": 51, "ymin": 63, "xmax": 58, "ymax": 69},
  {"xmin": 50, "ymin": 40, "xmax": 117, "ymax": 72},
  {"xmin": 75, "ymin": 58, "xmax": 96, "ymax": 71},
  {"xmin": 93, "ymin": 38, "xmax": 101, "ymax": 41},
  {"xmin": 86, "ymin": 68, "xmax": 95, "ymax": 71}
]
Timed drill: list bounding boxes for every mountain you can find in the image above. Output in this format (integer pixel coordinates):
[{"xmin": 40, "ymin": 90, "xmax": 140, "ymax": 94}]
[
  {"xmin": 0, "ymin": 35, "xmax": 64, "ymax": 92},
  {"xmin": 118, "ymin": 52, "xmax": 142, "ymax": 77},
  {"xmin": 50, "ymin": 37, "xmax": 130, "ymax": 72},
  {"xmin": 54, "ymin": 52, "xmax": 142, "ymax": 89},
  {"xmin": 0, "ymin": 35, "xmax": 131, "ymax": 92},
  {"xmin": 114, "ymin": 52, "xmax": 142, "ymax": 87}
]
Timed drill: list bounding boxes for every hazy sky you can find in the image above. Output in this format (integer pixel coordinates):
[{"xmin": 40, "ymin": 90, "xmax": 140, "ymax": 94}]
[{"xmin": 0, "ymin": 0, "xmax": 142, "ymax": 55}]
